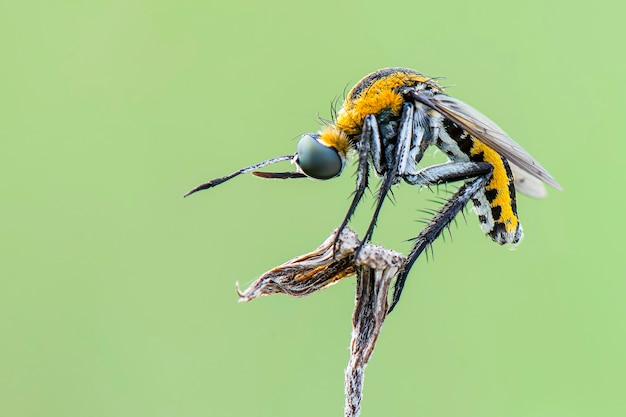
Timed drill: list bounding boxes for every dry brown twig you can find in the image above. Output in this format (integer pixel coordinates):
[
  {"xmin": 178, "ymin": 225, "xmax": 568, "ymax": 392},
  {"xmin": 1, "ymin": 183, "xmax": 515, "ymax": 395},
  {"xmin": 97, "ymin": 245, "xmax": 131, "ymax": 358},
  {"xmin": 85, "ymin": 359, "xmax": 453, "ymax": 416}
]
[{"xmin": 237, "ymin": 227, "xmax": 405, "ymax": 417}]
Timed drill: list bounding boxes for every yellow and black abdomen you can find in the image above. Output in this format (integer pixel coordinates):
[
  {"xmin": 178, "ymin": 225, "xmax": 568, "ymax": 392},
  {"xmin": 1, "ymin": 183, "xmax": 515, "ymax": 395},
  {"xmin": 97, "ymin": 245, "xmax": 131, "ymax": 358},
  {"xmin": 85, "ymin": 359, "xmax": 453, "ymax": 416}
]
[{"xmin": 438, "ymin": 119, "xmax": 523, "ymax": 244}]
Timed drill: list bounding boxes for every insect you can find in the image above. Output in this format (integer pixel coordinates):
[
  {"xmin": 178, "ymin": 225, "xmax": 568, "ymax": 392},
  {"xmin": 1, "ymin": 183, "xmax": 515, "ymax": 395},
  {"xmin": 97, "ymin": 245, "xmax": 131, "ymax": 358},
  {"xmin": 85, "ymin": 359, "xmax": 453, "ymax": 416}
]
[{"xmin": 185, "ymin": 68, "xmax": 562, "ymax": 311}]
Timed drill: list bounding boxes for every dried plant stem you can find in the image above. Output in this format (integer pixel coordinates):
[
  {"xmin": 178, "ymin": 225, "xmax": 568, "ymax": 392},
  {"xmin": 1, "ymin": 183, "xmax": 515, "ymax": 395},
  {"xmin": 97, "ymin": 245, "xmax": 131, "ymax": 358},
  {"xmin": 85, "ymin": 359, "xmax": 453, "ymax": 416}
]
[
  {"xmin": 235, "ymin": 228, "xmax": 404, "ymax": 417},
  {"xmin": 344, "ymin": 245, "xmax": 404, "ymax": 417}
]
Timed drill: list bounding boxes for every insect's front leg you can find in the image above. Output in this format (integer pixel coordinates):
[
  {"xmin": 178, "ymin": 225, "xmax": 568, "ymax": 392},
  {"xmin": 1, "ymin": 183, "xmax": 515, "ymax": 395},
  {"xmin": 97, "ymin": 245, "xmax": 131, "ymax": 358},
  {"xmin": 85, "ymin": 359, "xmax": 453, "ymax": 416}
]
[
  {"xmin": 389, "ymin": 161, "xmax": 494, "ymax": 312},
  {"xmin": 333, "ymin": 115, "xmax": 378, "ymax": 252}
]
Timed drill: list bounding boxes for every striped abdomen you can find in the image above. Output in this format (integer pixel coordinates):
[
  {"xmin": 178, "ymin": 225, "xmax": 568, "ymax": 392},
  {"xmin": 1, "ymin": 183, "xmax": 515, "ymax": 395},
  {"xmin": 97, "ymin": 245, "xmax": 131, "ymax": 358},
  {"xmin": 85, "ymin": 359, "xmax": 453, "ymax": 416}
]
[{"xmin": 436, "ymin": 118, "xmax": 523, "ymax": 244}]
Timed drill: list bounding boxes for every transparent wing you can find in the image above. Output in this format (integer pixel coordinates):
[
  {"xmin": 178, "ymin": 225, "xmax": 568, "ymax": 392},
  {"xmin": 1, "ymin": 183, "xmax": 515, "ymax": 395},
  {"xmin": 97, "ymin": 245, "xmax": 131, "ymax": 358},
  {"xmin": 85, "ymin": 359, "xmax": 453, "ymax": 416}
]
[
  {"xmin": 509, "ymin": 162, "xmax": 547, "ymax": 198},
  {"xmin": 410, "ymin": 91, "xmax": 562, "ymax": 191}
]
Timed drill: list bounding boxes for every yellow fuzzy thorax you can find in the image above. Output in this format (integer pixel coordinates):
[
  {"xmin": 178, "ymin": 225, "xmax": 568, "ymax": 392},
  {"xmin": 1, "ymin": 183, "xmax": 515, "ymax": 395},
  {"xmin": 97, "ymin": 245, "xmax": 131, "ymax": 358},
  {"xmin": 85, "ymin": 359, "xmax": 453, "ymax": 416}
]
[
  {"xmin": 471, "ymin": 141, "xmax": 519, "ymax": 232},
  {"xmin": 318, "ymin": 126, "xmax": 351, "ymax": 156},
  {"xmin": 335, "ymin": 71, "xmax": 443, "ymax": 137},
  {"xmin": 316, "ymin": 69, "xmax": 445, "ymax": 162}
]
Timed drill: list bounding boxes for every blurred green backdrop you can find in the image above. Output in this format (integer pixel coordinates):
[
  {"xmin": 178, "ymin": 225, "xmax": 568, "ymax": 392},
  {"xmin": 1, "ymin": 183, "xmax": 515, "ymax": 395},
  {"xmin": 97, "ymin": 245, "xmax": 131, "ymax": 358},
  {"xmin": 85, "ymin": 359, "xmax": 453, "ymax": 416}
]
[{"xmin": 2, "ymin": 1, "xmax": 624, "ymax": 416}]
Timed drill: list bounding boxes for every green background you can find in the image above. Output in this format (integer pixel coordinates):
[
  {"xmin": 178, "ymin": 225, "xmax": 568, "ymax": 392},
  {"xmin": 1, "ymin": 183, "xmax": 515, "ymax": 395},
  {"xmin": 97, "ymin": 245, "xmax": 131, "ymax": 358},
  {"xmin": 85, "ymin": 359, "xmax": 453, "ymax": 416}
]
[{"xmin": 2, "ymin": 1, "xmax": 624, "ymax": 416}]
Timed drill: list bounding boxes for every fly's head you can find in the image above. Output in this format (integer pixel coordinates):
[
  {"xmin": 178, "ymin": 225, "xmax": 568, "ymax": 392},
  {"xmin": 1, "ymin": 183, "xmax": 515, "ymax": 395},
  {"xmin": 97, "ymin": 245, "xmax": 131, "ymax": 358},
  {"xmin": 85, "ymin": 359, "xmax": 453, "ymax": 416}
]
[{"xmin": 294, "ymin": 126, "xmax": 349, "ymax": 180}]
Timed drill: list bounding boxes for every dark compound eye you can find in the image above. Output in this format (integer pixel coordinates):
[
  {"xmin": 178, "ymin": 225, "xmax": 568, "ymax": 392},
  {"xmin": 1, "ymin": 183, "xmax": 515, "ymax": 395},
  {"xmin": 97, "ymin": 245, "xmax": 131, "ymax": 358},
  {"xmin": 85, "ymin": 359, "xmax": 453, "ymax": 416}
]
[{"xmin": 296, "ymin": 134, "xmax": 343, "ymax": 180}]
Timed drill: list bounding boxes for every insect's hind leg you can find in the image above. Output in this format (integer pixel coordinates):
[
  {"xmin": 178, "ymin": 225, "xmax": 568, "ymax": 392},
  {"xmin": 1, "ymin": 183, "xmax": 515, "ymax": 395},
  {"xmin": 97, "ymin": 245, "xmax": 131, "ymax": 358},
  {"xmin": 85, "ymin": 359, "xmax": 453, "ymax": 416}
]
[
  {"xmin": 389, "ymin": 161, "xmax": 494, "ymax": 313},
  {"xmin": 404, "ymin": 162, "xmax": 494, "ymax": 186}
]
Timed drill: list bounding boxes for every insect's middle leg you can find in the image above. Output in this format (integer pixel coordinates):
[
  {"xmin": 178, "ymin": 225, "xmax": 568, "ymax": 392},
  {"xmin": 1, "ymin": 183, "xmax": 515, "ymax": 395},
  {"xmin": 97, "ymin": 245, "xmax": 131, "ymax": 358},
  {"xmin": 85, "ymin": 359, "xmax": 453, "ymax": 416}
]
[{"xmin": 360, "ymin": 103, "xmax": 416, "ymax": 247}]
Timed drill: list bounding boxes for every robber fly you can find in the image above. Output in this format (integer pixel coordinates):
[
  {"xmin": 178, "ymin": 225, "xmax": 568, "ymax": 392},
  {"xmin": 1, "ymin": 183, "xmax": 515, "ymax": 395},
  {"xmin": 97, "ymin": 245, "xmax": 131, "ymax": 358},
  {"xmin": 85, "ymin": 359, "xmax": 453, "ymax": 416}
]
[{"xmin": 185, "ymin": 68, "xmax": 562, "ymax": 312}]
